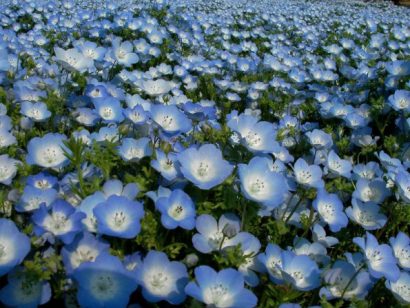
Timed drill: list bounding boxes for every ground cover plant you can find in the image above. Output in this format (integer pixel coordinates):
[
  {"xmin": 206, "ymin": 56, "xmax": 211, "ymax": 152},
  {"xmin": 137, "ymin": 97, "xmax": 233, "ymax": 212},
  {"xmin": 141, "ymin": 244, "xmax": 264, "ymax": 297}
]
[{"xmin": 0, "ymin": 0, "xmax": 409, "ymax": 307}]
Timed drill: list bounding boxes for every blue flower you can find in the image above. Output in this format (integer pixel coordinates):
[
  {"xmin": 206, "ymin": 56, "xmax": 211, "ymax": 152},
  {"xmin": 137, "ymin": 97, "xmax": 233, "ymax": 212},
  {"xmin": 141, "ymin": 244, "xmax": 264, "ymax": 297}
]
[
  {"xmin": 257, "ymin": 243, "xmax": 286, "ymax": 283},
  {"xmin": 389, "ymin": 232, "xmax": 410, "ymax": 270},
  {"xmin": 156, "ymin": 189, "xmax": 196, "ymax": 230},
  {"xmin": 0, "ymin": 154, "xmax": 19, "ymax": 185},
  {"xmin": 93, "ymin": 96, "xmax": 124, "ymax": 123},
  {"xmin": 312, "ymin": 190, "xmax": 348, "ymax": 232},
  {"xmin": 136, "ymin": 250, "xmax": 188, "ymax": 304},
  {"xmin": 16, "ymin": 185, "xmax": 58, "ymax": 212},
  {"xmin": 93, "ymin": 195, "xmax": 144, "ymax": 239},
  {"xmin": 192, "ymin": 213, "xmax": 240, "ymax": 253},
  {"xmin": 238, "ymin": 156, "xmax": 288, "ymax": 212},
  {"xmin": 294, "ymin": 158, "xmax": 324, "ymax": 189},
  {"xmin": 117, "ymin": 137, "xmax": 152, "ymax": 161},
  {"xmin": 61, "ymin": 232, "xmax": 110, "ymax": 274},
  {"xmin": 151, "ymin": 150, "xmax": 179, "ymax": 181},
  {"xmin": 280, "ymin": 251, "xmax": 321, "ymax": 291},
  {"xmin": 320, "ymin": 260, "xmax": 372, "ymax": 300},
  {"xmin": 385, "ymin": 271, "xmax": 410, "ymax": 304},
  {"xmin": 185, "ymin": 265, "xmax": 257, "ymax": 308},
  {"xmin": 26, "ymin": 133, "xmax": 69, "ymax": 169},
  {"xmin": 0, "ymin": 267, "xmax": 51, "ymax": 307},
  {"xmin": 346, "ymin": 198, "xmax": 387, "ymax": 230},
  {"xmin": 177, "ymin": 144, "xmax": 233, "ymax": 190},
  {"xmin": 32, "ymin": 200, "xmax": 86, "ymax": 244},
  {"xmin": 150, "ymin": 104, "xmax": 192, "ymax": 135},
  {"xmin": 73, "ymin": 253, "xmax": 137, "ymax": 308},
  {"xmin": 0, "ymin": 218, "xmax": 31, "ymax": 277},
  {"xmin": 388, "ymin": 90, "xmax": 410, "ymax": 112},
  {"xmin": 20, "ymin": 101, "xmax": 51, "ymax": 122},
  {"xmin": 353, "ymin": 231, "xmax": 400, "ymax": 282},
  {"xmin": 325, "ymin": 150, "xmax": 352, "ymax": 179}
]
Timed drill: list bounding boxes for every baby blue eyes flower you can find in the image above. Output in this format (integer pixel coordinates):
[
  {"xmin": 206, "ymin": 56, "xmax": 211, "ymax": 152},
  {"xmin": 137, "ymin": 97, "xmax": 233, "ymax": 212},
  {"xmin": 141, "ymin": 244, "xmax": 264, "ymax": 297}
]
[
  {"xmin": 312, "ymin": 190, "xmax": 348, "ymax": 233},
  {"xmin": 151, "ymin": 150, "xmax": 179, "ymax": 181},
  {"xmin": 352, "ymin": 178, "xmax": 391, "ymax": 204},
  {"xmin": 73, "ymin": 253, "xmax": 137, "ymax": 308},
  {"xmin": 0, "ymin": 218, "xmax": 31, "ymax": 277},
  {"xmin": 385, "ymin": 271, "xmax": 410, "ymax": 304},
  {"xmin": 185, "ymin": 265, "xmax": 257, "ymax": 308},
  {"xmin": 20, "ymin": 101, "xmax": 51, "ymax": 122},
  {"xmin": 118, "ymin": 137, "xmax": 152, "ymax": 161},
  {"xmin": 177, "ymin": 144, "xmax": 233, "ymax": 190},
  {"xmin": 320, "ymin": 260, "xmax": 372, "ymax": 300},
  {"xmin": 395, "ymin": 170, "xmax": 410, "ymax": 203},
  {"xmin": 136, "ymin": 250, "xmax": 188, "ymax": 304},
  {"xmin": 280, "ymin": 251, "xmax": 321, "ymax": 291},
  {"xmin": 192, "ymin": 213, "xmax": 240, "ymax": 253},
  {"xmin": 32, "ymin": 200, "xmax": 86, "ymax": 245},
  {"xmin": 306, "ymin": 129, "xmax": 333, "ymax": 149},
  {"xmin": 156, "ymin": 189, "xmax": 196, "ymax": 230},
  {"xmin": 345, "ymin": 198, "xmax": 387, "ymax": 230},
  {"xmin": 326, "ymin": 150, "xmax": 352, "ymax": 179},
  {"xmin": 388, "ymin": 90, "xmax": 410, "ymax": 112},
  {"xmin": 61, "ymin": 232, "xmax": 110, "ymax": 274},
  {"xmin": 93, "ymin": 195, "xmax": 145, "ymax": 239},
  {"xmin": 0, "ymin": 154, "xmax": 19, "ymax": 185},
  {"xmin": 389, "ymin": 232, "xmax": 410, "ymax": 270},
  {"xmin": 353, "ymin": 231, "xmax": 400, "ymax": 282},
  {"xmin": 151, "ymin": 104, "xmax": 192, "ymax": 135},
  {"xmin": 93, "ymin": 96, "xmax": 124, "ymax": 123},
  {"xmin": 238, "ymin": 156, "xmax": 288, "ymax": 212},
  {"xmin": 293, "ymin": 158, "xmax": 324, "ymax": 189},
  {"xmin": 0, "ymin": 267, "xmax": 51, "ymax": 307},
  {"xmin": 26, "ymin": 133, "xmax": 69, "ymax": 169}
]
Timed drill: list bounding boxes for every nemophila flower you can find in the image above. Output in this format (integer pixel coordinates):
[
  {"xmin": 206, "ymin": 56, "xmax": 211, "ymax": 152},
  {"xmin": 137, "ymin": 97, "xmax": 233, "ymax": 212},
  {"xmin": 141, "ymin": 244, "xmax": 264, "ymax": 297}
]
[
  {"xmin": 353, "ymin": 162, "xmax": 382, "ymax": 180},
  {"xmin": 395, "ymin": 170, "xmax": 410, "ymax": 203},
  {"xmin": 353, "ymin": 232, "xmax": 400, "ymax": 282},
  {"xmin": 305, "ymin": 129, "xmax": 333, "ymax": 149},
  {"xmin": 257, "ymin": 243, "xmax": 285, "ymax": 283},
  {"xmin": 192, "ymin": 213, "xmax": 240, "ymax": 253},
  {"xmin": 92, "ymin": 96, "xmax": 124, "ymax": 123},
  {"xmin": 346, "ymin": 198, "xmax": 387, "ymax": 230},
  {"xmin": 388, "ymin": 90, "xmax": 410, "ymax": 112},
  {"xmin": 141, "ymin": 79, "xmax": 173, "ymax": 97},
  {"xmin": 325, "ymin": 150, "xmax": 352, "ymax": 179},
  {"xmin": 73, "ymin": 107, "xmax": 99, "ymax": 126},
  {"xmin": 85, "ymin": 84, "xmax": 110, "ymax": 100},
  {"xmin": 124, "ymin": 105, "xmax": 148, "ymax": 125},
  {"xmin": 185, "ymin": 265, "xmax": 257, "ymax": 308},
  {"xmin": 77, "ymin": 191, "xmax": 106, "ymax": 232},
  {"xmin": 223, "ymin": 232, "xmax": 262, "ymax": 287},
  {"xmin": 389, "ymin": 232, "xmax": 410, "ymax": 270},
  {"xmin": 150, "ymin": 104, "xmax": 192, "ymax": 135},
  {"xmin": 136, "ymin": 250, "xmax": 188, "ymax": 304},
  {"xmin": 91, "ymin": 125, "xmax": 120, "ymax": 142},
  {"xmin": 26, "ymin": 133, "xmax": 69, "ymax": 169},
  {"xmin": 118, "ymin": 137, "xmax": 152, "ymax": 161},
  {"xmin": 177, "ymin": 144, "xmax": 233, "ymax": 190},
  {"xmin": 146, "ymin": 186, "xmax": 172, "ymax": 203},
  {"xmin": 93, "ymin": 195, "xmax": 144, "ymax": 239},
  {"xmin": 291, "ymin": 237, "xmax": 329, "ymax": 265},
  {"xmin": 20, "ymin": 101, "xmax": 51, "ymax": 122},
  {"xmin": 312, "ymin": 224, "xmax": 339, "ymax": 248},
  {"xmin": 385, "ymin": 271, "xmax": 410, "ymax": 304},
  {"xmin": 75, "ymin": 41, "xmax": 106, "ymax": 61},
  {"xmin": 111, "ymin": 40, "xmax": 139, "ymax": 67},
  {"xmin": 0, "ymin": 267, "xmax": 51, "ymax": 307},
  {"xmin": 280, "ymin": 251, "xmax": 321, "ymax": 291},
  {"xmin": 61, "ymin": 232, "xmax": 110, "ymax": 274},
  {"xmin": 32, "ymin": 200, "xmax": 86, "ymax": 245},
  {"xmin": 0, "ymin": 128, "xmax": 17, "ymax": 148},
  {"xmin": 16, "ymin": 185, "xmax": 58, "ymax": 212},
  {"xmin": 352, "ymin": 178, "xmax": 391, "ymax": 204},
  {"xmin": 238, "ymin": 156, "xmax": 288, "ymax": 211},
  {"xmin": 156, "ymin": 189, "xmax": 196, "ymax": 230},
  {"xmin": 73, "ymin": 253, "xmax": 137, "ymax": 308},
  {"xmin": 0, "ymin": 154, "xmax": 19, "ymax": 185},
  {"xmin": 0, "ymin": 219, "xmax": 31, "ymax": 277},
  {"xmin": 123, "ymin": 252, "xmax": 142, "ymax": 277},
  {"xmin": 386, "ymin": 60, "xmax": 410, "ymax": 76},
  {"xmin": 312, "ymin": 190, "xmax": 348, "ymax": 232},
  {"xmin": 320, "ymin": 260, "xmax": 372, "ymax": 300},
  {"xmin": 101, "ymin": 179, "xmax": 139, "ymax": 200},
  {"xmin": 54, "ymin": 47, "xmax": 94, "ymax": 72},
  {"xmin": 228, "ymin": 114, "xmax": 279, "ymax": 153},
  {"xmin": 293, "ymin": 158, "xmax": 324, "ymax": 189},
  {"xmin": 151, "ymin": 150, "xmax": 179, "ymax": 181}
]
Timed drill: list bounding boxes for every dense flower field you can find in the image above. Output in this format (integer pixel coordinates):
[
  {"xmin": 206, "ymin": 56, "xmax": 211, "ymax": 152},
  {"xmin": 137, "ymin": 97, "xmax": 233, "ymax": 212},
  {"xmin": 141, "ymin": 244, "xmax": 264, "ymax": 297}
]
[{"xmin": 0, "ymin": 0, "xmax": 409, "ymax": 306}]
